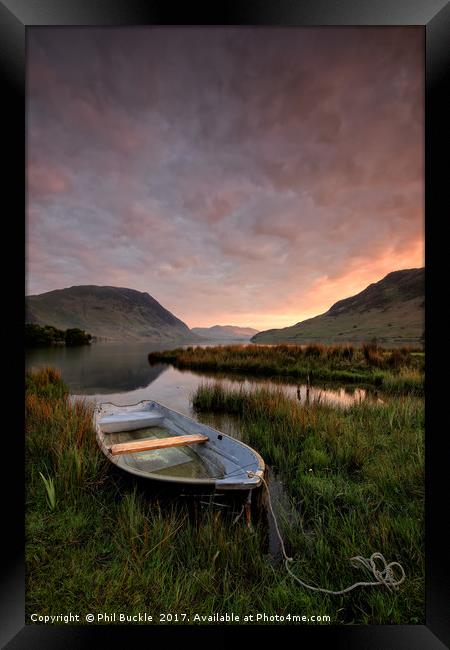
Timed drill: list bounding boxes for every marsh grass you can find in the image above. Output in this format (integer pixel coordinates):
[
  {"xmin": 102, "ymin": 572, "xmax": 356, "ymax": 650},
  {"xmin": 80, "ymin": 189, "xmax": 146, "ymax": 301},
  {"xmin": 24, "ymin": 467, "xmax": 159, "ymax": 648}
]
[
  {"xmin": 38, "ymin": 471, "xmax": 56, "ymax": 511},
  {"xmin": 192, "ymin": 382, "xmax": 424, "ymax": 622},
  {"xmin": 148, "ymin": 344, "xmax": 424, "ymax": 395},
  {"xmin": 26, "ymin": 367, "xmax": 424, "ymax": 624}
]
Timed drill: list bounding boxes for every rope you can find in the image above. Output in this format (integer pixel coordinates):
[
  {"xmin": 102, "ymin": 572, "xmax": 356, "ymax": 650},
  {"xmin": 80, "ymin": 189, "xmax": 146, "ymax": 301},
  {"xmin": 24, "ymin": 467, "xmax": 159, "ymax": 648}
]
[
  {"xmin": 248, "ymin": 472, "xmax": 406, "ymax": 595},
  {"xmin": 232, "ymin": 504, "xmax": 246, "ymax": 525}
]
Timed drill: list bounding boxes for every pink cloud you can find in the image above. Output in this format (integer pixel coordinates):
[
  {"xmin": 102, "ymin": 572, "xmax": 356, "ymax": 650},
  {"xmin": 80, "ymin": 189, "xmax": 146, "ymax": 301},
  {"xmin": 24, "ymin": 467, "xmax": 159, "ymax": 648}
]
[{"xmin": 28, "ymin": 164, "xmax": 70, "ymax": 197}]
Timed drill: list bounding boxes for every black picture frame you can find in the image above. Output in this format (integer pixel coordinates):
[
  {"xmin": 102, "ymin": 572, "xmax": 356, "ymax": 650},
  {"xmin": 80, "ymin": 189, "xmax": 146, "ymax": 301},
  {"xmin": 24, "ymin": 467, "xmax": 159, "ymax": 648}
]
[{"xmin": 3, "ymin": 1, "xmax": 449, "ymax": 648}]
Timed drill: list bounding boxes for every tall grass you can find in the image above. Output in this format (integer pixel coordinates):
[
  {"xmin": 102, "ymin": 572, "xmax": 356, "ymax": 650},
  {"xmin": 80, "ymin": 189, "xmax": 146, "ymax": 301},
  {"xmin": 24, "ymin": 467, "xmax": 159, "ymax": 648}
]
[
  {"xmin": 192, "ymin": 382, "xmax": 424, "ymax": 623},
  {"xmin": 148, "ymin": 344, "xmax": 424, "ymax": 394},
  {"xmin": 26, "ymin": 367, "xmax": 424, "ymax": 624},
  {"xmin": 38, "ymin": 471, "xmax": 56, "ymax": 511}
]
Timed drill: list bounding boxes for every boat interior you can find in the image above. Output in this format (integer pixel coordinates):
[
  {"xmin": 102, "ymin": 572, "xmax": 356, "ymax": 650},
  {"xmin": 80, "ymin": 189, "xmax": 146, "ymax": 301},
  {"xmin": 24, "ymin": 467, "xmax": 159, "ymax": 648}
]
[{"xmin": 98, "ymin": 409, "xmax": 225, "ymax": 480}]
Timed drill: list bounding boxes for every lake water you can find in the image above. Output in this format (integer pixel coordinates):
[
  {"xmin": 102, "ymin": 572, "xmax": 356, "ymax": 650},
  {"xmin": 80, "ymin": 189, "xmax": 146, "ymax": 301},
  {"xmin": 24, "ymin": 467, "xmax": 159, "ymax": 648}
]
[
  {"xmin": 26, "ymin": 341, "xmax": 375, "ymax": 411},
  {"xmin": 26, "ymin": 340, "xmax": 379, "ymax": 556}
]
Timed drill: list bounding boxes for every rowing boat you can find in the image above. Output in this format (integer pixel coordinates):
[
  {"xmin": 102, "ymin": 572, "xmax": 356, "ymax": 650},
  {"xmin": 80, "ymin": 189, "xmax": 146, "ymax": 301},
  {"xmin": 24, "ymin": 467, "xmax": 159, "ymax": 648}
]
[{"xmin": 94, "ymin": 399, "xmax": 265, "ymax": 491}]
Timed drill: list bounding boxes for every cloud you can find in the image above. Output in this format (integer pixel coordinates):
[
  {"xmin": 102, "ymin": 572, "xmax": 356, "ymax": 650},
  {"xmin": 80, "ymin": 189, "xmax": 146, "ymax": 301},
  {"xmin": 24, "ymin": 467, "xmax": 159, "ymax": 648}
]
[
  {"xmin": 26, "ymin": 27, "xmax": 424, "ymax": 329},
  {"xmin": 28, "ymin": 163, "xmax": 71, "ymax": 199}
]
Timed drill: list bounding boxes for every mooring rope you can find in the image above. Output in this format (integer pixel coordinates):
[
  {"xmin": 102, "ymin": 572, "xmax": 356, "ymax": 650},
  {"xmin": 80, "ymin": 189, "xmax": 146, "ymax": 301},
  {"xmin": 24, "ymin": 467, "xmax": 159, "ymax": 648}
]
[{"xmin": 248, "ymin": 472, "xmax": 406, "ymax": 595}]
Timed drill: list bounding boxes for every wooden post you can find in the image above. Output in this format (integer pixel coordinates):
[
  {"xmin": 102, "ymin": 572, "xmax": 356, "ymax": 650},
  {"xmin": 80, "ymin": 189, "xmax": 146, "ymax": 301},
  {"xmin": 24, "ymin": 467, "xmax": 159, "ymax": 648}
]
[{"xmin": 244, "ymin": 489, "xmax": 252, "ymax": 529}]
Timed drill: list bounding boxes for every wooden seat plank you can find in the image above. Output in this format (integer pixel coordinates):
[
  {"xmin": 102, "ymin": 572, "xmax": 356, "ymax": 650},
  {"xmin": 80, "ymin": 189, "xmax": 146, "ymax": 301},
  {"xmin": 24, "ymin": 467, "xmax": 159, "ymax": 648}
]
[{"xmin": 109, "ymin": 434, "xmax": 209, "ymax": 456}]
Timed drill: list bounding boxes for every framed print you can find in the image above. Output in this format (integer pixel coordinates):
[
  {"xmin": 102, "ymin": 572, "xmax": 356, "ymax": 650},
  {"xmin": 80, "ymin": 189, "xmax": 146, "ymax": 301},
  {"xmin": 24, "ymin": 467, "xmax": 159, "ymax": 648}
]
[{"xmin": 2, "ymin": 0, "xmax": 449, "ymax": 648}]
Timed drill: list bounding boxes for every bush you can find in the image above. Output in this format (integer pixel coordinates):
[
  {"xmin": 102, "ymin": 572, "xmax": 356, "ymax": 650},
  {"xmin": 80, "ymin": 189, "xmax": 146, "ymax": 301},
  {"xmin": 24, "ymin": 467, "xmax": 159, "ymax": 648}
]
[
  {"xmin": 25, "ymin": 323, "xmax": 92, "ymax": 347},
  {"xmin": 25, "ymin": 323, "xmax": 65, "ymax": 346},
  {"xmin": 65, "ymin": 328, "xmax": 92, "ymax": 346}
]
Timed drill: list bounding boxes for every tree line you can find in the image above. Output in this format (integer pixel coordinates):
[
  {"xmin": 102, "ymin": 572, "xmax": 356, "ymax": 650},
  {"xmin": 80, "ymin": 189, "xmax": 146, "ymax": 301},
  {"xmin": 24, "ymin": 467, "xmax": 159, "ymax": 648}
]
[{"xmin": 25, "ymin": 323, "xmax": 93, "ymax": 347}]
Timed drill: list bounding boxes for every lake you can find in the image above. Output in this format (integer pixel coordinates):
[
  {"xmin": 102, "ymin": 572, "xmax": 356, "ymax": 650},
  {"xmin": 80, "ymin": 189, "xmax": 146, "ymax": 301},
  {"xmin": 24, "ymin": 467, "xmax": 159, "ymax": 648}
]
[{"xmin": 26, "ymin": 340, "xmax": 376, "ymax": 412}]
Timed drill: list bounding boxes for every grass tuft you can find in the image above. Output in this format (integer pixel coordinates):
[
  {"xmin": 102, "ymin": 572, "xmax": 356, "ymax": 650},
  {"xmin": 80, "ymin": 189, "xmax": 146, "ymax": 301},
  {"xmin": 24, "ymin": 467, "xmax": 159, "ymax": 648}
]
[{"xmin": 38, "ymin": 471, "xmax": 56, "ymax": 511}]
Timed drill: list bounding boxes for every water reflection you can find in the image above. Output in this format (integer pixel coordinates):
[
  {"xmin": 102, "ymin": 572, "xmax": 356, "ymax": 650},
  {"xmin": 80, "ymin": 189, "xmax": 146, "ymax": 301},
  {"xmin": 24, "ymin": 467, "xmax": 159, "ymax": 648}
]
[
  {"xmin": 26, "ymin": 342, "xmax": 169, "ymax": 394},
  {"xmin": 26, "ymin": 341, "xmax": 380, "ymax": 411},
  {"xmin": 170, "ymin": 366, "xmax": 373, "ymax": 409}
]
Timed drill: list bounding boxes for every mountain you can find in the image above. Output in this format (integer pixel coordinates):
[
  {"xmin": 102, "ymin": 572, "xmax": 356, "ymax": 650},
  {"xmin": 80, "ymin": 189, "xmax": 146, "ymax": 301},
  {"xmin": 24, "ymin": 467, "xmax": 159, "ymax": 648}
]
[
  {"xmin": 191, "ymin": 325, "xmax": 260, "ymax": 341},
  {"xmin": 26, "ymin": 285, "xmax": 198, "ymax": 342},
  {"xmin": 252, "ymin": 268, "xmax": 424, "ymax": 345}
]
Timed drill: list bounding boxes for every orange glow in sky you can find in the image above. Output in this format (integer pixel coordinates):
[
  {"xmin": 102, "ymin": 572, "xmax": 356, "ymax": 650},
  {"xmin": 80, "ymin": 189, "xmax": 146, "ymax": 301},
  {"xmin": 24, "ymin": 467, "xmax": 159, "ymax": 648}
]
[{"xmin": 27, "ymin": 27, "xmax": 424, "ymax": 332}]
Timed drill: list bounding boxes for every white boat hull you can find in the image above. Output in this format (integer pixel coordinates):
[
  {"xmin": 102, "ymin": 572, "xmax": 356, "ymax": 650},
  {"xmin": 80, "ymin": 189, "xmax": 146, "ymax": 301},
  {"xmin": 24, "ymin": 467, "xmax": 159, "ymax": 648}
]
[{"xmin": 94, "ymin": 399, "xmax": 265, "ymax": 491}]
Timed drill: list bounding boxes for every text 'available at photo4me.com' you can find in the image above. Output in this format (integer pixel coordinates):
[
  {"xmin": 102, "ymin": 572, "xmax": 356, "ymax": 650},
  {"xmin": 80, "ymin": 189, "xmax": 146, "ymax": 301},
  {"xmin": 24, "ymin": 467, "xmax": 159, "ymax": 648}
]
[{"xmin": 29, "ymin": 611, "xmax": 332, "ymax": 625}]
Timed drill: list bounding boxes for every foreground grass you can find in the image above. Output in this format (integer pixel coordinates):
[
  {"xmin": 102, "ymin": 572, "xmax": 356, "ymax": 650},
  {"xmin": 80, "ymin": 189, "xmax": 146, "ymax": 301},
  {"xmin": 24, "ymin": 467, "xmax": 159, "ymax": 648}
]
[
  {"xmin": 26, "ymin": 369, "xmax": 276, "ymax": 623},
  {"xmin": 26, "ymin": 367, "xmax": 424, "ymax": 624},
  {"xmin": 193, "ymin": 383, "xmax": 424, "ymax": 624},
  {"xmin": 148, "ymin": 343, "xmax": 424, "ymax": 395}
]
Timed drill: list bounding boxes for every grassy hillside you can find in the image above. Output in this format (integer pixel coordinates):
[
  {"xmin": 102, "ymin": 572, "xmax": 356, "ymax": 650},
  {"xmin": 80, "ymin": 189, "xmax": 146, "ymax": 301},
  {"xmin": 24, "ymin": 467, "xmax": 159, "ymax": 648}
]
[
  {"xmin": 252, "ymin": 269, "xmax": 424, "ymax": 345},
  {"xmin": 192, "ymin": 325, "xmax": 259, "ymax": 341},
  {"xmin": 26, "ymin": 285, "xmax": 198, "ymax": 342}
]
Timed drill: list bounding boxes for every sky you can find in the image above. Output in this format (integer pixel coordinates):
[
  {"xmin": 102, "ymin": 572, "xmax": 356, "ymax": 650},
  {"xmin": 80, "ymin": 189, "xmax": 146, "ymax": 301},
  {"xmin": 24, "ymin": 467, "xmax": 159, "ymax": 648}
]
[{"xmin": 27, "ymin": 27, "xmax": 424, "ymax": 330}]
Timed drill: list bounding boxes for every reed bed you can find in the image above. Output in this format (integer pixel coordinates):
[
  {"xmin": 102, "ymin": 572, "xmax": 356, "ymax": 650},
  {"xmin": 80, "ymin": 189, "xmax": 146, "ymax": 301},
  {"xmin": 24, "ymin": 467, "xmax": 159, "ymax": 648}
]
[
  {"xmin": 192, "ymin": 382, "xmax": 424, "ymax": 623},
  {"xmin": 148, "ymin": 344, "xmax": 424, "ymax": 395},
  {"xmin": 26, "ymin": 367, "xmax": 424, "ymax": 624}
]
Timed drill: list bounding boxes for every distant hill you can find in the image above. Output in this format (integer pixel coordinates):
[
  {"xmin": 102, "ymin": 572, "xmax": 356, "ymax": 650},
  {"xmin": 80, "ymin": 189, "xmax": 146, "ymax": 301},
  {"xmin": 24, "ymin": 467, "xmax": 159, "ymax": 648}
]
[
  {"xmin": 252, "ymin": 268, "xmax": 424, "ymax": 345},
  {"xmin": 26, "ymin": 285, "xmax": 198, "ymax": 342},
  {"xmin": 192, "ymin": 325, "xmax": 260, "ymax": 341}
]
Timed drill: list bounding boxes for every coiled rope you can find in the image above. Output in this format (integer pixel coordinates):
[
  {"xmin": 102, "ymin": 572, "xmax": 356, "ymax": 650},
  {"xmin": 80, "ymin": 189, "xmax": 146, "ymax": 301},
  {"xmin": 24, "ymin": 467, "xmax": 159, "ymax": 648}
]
[{"xmin": 248, "ymin": 472, "xmax": 406, "ymax": 595}]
